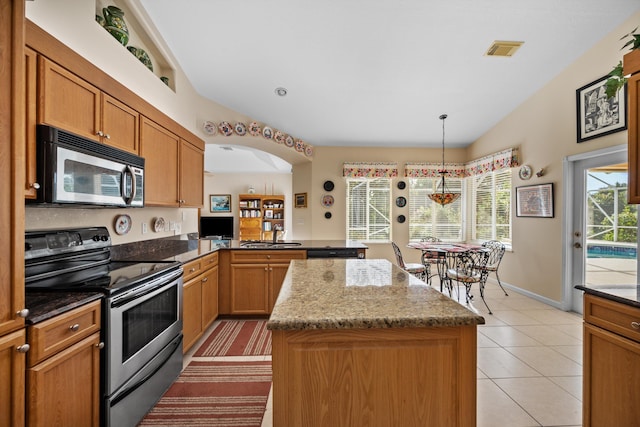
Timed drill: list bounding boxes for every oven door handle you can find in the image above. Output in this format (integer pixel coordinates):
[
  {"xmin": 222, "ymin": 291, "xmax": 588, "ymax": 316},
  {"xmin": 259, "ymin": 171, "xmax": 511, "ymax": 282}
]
[
  {"xmin": 110, "ymin": 335, "xmax": 182, "ymax": 406},
  {"xmin": 110, "ymin": 269, "xmax": 183, "ymax": 308}
]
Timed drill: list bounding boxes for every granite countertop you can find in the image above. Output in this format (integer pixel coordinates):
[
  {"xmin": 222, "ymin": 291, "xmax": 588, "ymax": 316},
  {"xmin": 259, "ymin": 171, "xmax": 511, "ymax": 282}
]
[
  {"xmin": 575, "ymin": 285, "xmax": 640, "ymax": 309},
  {"xmin": 25, "ymin": 292, "xmax": 103, "ymax": 324},
  {"xmin": 267, "ymin": 258, "xmax": 485, "ymax": 331}
]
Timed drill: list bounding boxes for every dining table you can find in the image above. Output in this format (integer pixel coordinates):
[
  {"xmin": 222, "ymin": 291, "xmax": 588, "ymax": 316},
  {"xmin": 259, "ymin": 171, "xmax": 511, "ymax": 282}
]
[{"xmin": 406, "ymin": 242, "xmax": 485, "ymax": 292}]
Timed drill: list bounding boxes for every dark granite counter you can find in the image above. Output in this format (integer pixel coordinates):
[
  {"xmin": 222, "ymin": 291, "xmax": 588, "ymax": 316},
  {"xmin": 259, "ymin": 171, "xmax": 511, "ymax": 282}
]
[
  {"xmin": 25, "ymin": 292, "xmax": 103, "ymax": 324},
  {"xmin": 575, "ymin": 285, "xmax": 640, "ymax": 309}
]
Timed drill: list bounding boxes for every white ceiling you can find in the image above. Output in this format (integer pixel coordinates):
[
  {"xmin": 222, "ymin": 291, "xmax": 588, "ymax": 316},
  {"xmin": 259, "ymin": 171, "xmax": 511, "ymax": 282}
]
[{"xmin": 138, "ymin": 0, "xmax": 639, "ymax": 169}]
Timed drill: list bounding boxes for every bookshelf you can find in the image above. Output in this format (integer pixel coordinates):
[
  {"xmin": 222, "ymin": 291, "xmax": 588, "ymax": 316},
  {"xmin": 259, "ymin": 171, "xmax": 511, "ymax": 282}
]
[{"xmin": 238, "ymin": 194, "xmax": 285, "ymax": 240}]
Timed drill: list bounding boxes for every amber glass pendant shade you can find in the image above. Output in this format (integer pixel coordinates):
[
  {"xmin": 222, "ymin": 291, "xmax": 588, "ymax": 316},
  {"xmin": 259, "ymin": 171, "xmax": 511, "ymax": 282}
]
[{"xmin": 429, "ymin": 114, "xmax": 460, "ymax": 206}]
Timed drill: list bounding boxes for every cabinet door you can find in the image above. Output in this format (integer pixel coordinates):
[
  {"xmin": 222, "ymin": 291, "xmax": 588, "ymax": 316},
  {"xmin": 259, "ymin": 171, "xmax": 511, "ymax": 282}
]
[
  {"xmin": 628, "ymin": 71, "xmax": 640, "ymax": 203},
  {"xmin": 140, "ymin": 116, "xmax": 179, "ymax": 206},
  {"xmin": 201, "ymin": 265, "xmax": 219, "ymax": 331},
  {"xmin": 583, "ymin": 323, "xmax": 640, "ymax": 427},
  {"xmin": 101, "ymin": 93, "xmax": 139, "ymax": 154},
  {"xmin": 38, "ymin": 57, "xmax": 100, "ymax": 141},
  {"xmin": 230, "ymin": 264, "xmax": 270, "ymax": 314},
  {"xmin": 25, "ymin": 47, "xmax": 38, "ymax": 198},
  {"xmin": 27, "ymin": 332, "xmax": 101, "ymax": 427},
  {"xmin": 0, "ymin": 329, "xmax": 26, "ymax": 427},
  {"xmin": 179, "ymin": 139, "xmax": 204, "ymax": 207},
  {"xmin": 269, "ymin": 263, "xmax": 291, "ymax": 311},
  {"xmin": 183, "ymin": 278, "xmax": 202, "ymax": 353}
]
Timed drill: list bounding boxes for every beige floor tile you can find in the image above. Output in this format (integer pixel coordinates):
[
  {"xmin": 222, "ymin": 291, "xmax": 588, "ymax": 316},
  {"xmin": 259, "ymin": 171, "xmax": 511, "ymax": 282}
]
[
  {"xmin": 548, "ymin": 376, "xmax": 582, "ymax": 401},
  {"xmin": 549, "ymin": 345, "xmax": 583, "ymax": 365},
  {"xmin": 519, "ymin": 309, "xmax": 583, "ymax": 325},
  {"xmin": 477, "ymin": 330, "xmax": 500, "ymax": 347},
  {"xmin": 477, "ymin": 347, "xmax": 542, "ymax": 378},
  {"xmin": 513, "ymin": 324, "xmax": 582, "ymax": 346},
  {"xmin": 553, "ymin": 323, "xmax": 584, "ymax": 340},
  {"xmin": 478, "ymin": 313, "xmax": 508, "ymax": 326},
  {"xmin": 493, "ymin": 377, "xmax": 582, "ymax": 426},
  {"xmin": 479, "ymin": 326, "xmax": 543, "ymax": 347},
  {"xmin": 477, "ymin": 379, "xmax": 540, "ymax": 427},
  {"xmin": 491, "ymin": 310, "xmax": 543, "ymax": 326},
  {"xmin": 261, "ymin": 385, "xmax": 274, "ymax": 427},
  {"xmin": 504, "ymin": 346, "xmax": 582, "ymax": 377}
]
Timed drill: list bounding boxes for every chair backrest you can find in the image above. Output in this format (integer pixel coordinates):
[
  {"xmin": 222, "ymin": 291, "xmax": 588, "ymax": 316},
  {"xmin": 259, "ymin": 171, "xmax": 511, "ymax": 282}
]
[
  {"xmin": 421, "ymin": 236, "xmax": 441, "ymax": 243},
  {"xmin": 482, "ymin": 240, "xmax": 505, "ymax": 269},
  {"xmin": 390, "ymin": 242, "xmax": 406, "ymax": 269}
]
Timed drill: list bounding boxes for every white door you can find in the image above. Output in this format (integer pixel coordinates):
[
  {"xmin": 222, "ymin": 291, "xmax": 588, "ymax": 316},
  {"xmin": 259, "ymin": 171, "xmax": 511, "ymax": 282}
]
[{"xmin": 567, "ymin": 146, "xmax": 637, "ymax": 313}]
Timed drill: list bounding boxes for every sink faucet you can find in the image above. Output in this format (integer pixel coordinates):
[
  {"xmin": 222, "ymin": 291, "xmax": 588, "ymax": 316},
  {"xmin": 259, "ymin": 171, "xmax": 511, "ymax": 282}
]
[{"xmin": 273, "ymin": 230, "xmax": 278, "ymax": 243}]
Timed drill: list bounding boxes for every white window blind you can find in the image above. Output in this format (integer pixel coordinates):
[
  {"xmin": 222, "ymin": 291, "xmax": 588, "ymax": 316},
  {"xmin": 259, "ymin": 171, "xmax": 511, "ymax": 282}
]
[
  {"xmin": 346, "ymin": 178, "xmax": 392, "ymax": 242},
  {"xmin": 472, "ymin": 169, "xmax": 512, "ymax": 243},
  {"xmin": 408, "ymin": 178, "xmax": 464, "ymax": 241}
]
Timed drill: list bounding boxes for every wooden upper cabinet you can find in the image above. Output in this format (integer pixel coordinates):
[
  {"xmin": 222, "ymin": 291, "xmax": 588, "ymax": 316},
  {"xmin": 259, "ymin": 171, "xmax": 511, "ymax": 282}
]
[
  {"xmin": 37, "ymin": 57, "xmax": 140, "ymax": 154},
  {"xmin": 100, "ymin": 94, "xmax": 139, "ymax": 154},
  {"xmin": 25, "ymin": 47, "xmax": 38, "ymax": 199},
  {"xmin": 38, "ymin": 57, "xmax": 101, "ymax": 141},
  {"xmin": 140, "ymin": 116, "xmax": 180, "ymax": 206},
  {"xmin": 179, "ymin": 138, "xmax": 204, "ymax": 207},
  {"xmin": 625, "ymin": 50, "xmax": 640, "ymax": 203}
]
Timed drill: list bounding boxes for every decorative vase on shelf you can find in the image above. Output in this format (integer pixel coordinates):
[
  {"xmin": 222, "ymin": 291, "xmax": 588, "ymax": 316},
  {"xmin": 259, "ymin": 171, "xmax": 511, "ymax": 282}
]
[{"xmin": 103, "ymin": 6, "xmax": 129, "ymax": 46}]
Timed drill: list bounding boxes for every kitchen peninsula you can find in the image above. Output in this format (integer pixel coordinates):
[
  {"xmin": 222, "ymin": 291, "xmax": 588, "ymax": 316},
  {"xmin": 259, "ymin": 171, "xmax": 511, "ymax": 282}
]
[{"xmin": 267, "ymin": 258, "xmax": 485, "ymax": 427}]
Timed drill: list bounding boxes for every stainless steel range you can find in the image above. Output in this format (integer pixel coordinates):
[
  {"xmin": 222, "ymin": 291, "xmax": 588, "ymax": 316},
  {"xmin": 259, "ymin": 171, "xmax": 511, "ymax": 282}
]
[{"xmin": 25, "ymin": 227, "xmax": 183, "ymax": 427}]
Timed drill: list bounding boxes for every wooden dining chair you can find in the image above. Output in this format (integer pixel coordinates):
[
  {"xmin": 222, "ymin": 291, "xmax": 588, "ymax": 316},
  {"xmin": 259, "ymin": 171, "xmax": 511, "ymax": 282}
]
[
  {"xmin": 391, "ymin": 242, "xmax": 427, "ymax": 281},
  {"xmin": 481, "ymin": 240, "xmax": 509, "ymax": 296},
  {"xmin": 444, "ymin": 249, "xmax": 493, "ymax": 313}
]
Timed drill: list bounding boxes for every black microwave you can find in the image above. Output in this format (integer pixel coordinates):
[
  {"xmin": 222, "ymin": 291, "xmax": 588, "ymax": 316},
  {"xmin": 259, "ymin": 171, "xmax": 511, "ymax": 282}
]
[{"xmin": 30, "ymin": 125, "xmax": 144, "ymax": 207}]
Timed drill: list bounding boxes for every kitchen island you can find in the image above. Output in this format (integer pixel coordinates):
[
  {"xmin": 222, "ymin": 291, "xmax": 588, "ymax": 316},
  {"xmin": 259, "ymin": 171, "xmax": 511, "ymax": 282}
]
[{"xmin": 267, "ymin": 258, "xmax": 485, "ymax": 427}]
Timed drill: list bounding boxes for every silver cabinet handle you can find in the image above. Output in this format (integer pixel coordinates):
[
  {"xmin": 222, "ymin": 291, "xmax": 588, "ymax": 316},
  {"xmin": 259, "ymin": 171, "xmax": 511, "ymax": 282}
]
[
  {"xmin": 201, "ymin": 277, "xmax": 208, "ymax": 283},
  {"xmin": 69, "ymin": 323, "xmax": 80, "ymax": 332},
  {"xmin": 16, "ymin": 309, "xmax": 29, "ymax": 318},
  {"xmin": 104, "ymin": 133, "xmax": 111, "ymax": 139},
  {"xmin": 30, "ymin": 182, "xmax": 40, "ymax": 189},
  {"xmin": 16, "ymin": 344, "xmax": 30, "ymax": 353},
  {"xmin": 631, "ymin": 322, "xmax": 640, "ymax": 330},
  {"xmin": 96, "ymin": 342, "xmax": 105, "ymax": 349},
  {"xmin": 96, "ymin": 130, "xmax": 104, "ymax": 137},
  {"xmin": 189, "ymin": 267, "xmax": 196, "ymax": 273}
]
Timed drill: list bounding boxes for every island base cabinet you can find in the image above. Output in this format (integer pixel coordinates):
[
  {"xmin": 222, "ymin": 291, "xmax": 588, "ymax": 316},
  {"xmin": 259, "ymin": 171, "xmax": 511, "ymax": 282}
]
[
  {"xmin": 271, "ymin": 326, "xmax": 477, "ymax": 427},
  {"xmin": 27, "ymin": 332, "xmax": 101, "ymax": 427}
]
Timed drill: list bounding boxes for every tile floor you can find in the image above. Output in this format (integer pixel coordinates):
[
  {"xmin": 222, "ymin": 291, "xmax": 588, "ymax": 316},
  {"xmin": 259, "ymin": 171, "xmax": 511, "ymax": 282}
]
[{"xmin": 184, "ymin": 279, "xmax": 584, "ymax": 427}]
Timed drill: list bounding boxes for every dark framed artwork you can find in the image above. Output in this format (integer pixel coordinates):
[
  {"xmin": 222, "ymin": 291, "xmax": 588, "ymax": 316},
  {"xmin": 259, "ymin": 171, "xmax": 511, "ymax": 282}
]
[
  {"xmin": 294, "ymin": 192, "xmax": 307, "ymax": 208},
  {"xmin": 576, "ymin": 75, "xmax": 627, "ymax": 143},
  {"xmin": 516, "ymin": 183, "xmax": 554, "ymax": 218},
  {"xmin": 210, "ymin": 194, "xmax": 231, "ymax": 212}
]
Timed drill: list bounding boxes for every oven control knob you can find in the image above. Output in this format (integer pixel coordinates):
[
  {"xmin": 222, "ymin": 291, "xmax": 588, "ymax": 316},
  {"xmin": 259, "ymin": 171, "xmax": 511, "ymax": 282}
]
[
  {"xmin": 101, "ymin": 235, "xmax": 109, "ymax": 241},
  {"xmin": 92, "ymin": 235, "xmax": 100, "ymax": 241}
]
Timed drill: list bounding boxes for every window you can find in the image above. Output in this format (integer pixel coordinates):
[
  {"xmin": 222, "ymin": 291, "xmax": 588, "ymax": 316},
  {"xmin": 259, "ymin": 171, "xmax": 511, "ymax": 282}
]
[
  {"xmin": 471, "ymin": 169, "xmax": 512, "ymax": 244},
  {"xmin": 346, "ymin": 178, "xmax": 392, "ymax": 241},
  {"xmin": 408, "ymin": 177, "xmax": 464, "ymax": 241}
]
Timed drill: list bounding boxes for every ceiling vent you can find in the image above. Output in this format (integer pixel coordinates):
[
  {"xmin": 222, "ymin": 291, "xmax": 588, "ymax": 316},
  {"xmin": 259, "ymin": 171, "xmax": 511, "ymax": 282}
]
[{"xmin": 485, "ymin": 41, "xmax": 524, "ymax": 57}]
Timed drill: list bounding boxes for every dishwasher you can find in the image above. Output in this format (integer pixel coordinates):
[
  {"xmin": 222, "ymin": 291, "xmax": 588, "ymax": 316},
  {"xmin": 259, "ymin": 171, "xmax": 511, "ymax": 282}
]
[{"xmin": 306, "ymin": 248, "xmax": 364, "ymax": 258}]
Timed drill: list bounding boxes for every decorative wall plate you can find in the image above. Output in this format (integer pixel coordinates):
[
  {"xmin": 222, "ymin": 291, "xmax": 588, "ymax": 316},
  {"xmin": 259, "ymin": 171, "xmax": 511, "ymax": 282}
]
[
  {"xmin": 202, "ymin": 120, "xmax": 217, "ymax": 136},
  {"xmin": 153, "ymin": 217, "xmax": 165, "ymax": 233},
  {"xmin": 248, "ymin": 122, "xmax": 261, "ymax": 136},
  {"xmin": 396, "ymin": 196, "xmax": 407, "ymax": 207},
  {"xmin": 397, "ymin": 215, "xmax": 406, "ymax": 223},
  {"xmin": 325, "ymin": 212, "xmax": 332, "ymax": 219},
  {"xmin": 114, "ymin": 214, "xmax": 132, "ymax": 235},
  {"xmin": 234, "ymin": 122, "xmax": 247, "ymax": 136},
  {"xmin": 218, "ymin": 121, "xmax": 233, "ymax": 136},
  {"xmin": 519, "ymin": 165, "xmax": 532, "ymax": 180},
  {"xmin": 262, "ymin": 126, "xmax": 273, "ymax": 139},
  {"xmin": 397, "ymin": 181, "xmax": 406, "ymax": 190},
  {"xmin": 323, "ymin": 180, "xmax": 335, "ymax": 191},
  {"xmin": 322, "ymin": 195, "xmax": 334, "ymax": 208}
]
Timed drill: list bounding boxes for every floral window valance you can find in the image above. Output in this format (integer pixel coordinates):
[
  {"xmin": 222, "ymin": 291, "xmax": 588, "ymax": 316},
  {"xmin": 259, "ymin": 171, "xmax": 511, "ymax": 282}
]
[
  {"xmin": 404, "ymin": 162, "xmax": 466, "ymax": 178},
  {"xmin": 404, "ymin": 148, "xmax": 519, "ymax": 178},
  {"xmin": 343, "ymin": 162, "xmax": 398, "ymax": 178}
]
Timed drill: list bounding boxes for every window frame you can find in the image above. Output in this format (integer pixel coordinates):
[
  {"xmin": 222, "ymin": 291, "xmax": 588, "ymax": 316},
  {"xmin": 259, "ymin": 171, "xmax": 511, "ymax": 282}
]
[
  {"xmin": 470, "ymin": 169, "xmax": 512, "ymax": 247},
  {"xmin": 345, "ymin": 177, "xmax": 392, "ymax": 243},
  {"xmin": 407, "ymin": 177, "xmax": 465, "ymax": 242}
]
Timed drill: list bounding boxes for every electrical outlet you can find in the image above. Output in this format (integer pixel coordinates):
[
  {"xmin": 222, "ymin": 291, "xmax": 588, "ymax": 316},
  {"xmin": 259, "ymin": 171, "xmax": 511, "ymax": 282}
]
[
  {"xmin": 169, "ymin": 221, "xmax": 176, "ymax": 231},
  {"xmin": 141, "ymin": 222, "xmax": 148, "ymax": 234},
  {"xmin": 175, "ymin": 222, "xmax": 181, "ymax": 234}
]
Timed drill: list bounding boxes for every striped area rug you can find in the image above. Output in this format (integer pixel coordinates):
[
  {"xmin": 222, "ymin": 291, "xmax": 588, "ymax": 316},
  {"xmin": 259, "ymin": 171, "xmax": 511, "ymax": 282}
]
[
  {"xmin": 138, "ymin": 360, "xmax": 272, "ymax": 426},
  {"xmin": 194, "ymin": 320, "xmax": 271, "ymax": 357}
]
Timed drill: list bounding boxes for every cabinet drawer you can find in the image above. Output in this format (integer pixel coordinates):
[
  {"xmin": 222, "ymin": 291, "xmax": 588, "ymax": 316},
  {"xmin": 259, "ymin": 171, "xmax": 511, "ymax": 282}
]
[
  {"xmin": 28, "ymin": 300, "xmax": 101, "ymax": 367},
  {"xmin": 202, "ymin": 252, "xmax": 218, "ymax": 268},
  {"xmin": 584, "ymin": 294, "xmax": 640, "ymax": 343},
  {"xmin": 182, "ymin": 258, "xmax": 203, "ymax": 282},
  {"xmin": 240, "ymin": 218, "xmax": 261, "ymax": 228},
  {"xmin": 231, "ymin": 250, "xmax": 306, "ymax": 263}
]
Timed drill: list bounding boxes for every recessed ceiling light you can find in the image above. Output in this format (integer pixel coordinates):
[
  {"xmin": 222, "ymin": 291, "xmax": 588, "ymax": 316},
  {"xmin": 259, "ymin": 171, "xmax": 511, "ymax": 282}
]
[{"xmin": 275, "ymin": 87, "xmax": 288, "ymax": 97}]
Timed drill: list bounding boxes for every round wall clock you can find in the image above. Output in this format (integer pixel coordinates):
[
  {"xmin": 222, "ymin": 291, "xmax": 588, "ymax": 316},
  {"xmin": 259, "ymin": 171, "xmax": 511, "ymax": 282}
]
[
  {"xmin": 396, "ymin": 196, "xmax": 407, "ymax": 207},
  {"xmin": 519, "ymin": 165, "xmax": 532, "ymax": 180},
  {"xmin": 114, "ymin": 214, "xmax": 132, "ymax": 235}
]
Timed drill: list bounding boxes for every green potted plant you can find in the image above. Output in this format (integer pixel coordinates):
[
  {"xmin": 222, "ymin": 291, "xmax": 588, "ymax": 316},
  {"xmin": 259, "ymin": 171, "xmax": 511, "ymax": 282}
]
[{"xmin": 605, "ymin": 26, "xmax": 640, "ymax": 99}]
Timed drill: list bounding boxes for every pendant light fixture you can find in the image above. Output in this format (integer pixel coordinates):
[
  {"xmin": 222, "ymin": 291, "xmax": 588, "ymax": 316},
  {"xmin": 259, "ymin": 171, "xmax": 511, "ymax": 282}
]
[{"xmin": 427, "ymin": 114, "xmax": 460, "ymax": 206}]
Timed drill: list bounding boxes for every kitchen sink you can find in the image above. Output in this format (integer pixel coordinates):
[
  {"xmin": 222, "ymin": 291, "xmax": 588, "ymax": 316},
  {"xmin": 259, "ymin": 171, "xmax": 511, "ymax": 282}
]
[{"xmin": 240, "ymin": 241, "xmax": 302, "ymax": 248}]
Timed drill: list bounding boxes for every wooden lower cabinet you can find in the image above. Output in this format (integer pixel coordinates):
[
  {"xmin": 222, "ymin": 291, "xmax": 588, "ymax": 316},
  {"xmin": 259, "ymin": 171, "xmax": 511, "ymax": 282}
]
[
  {"xmin": 583, "ymin": 294, "xmax": 640, "ymax": 426},
  {"xmin": 26, "ymin": 301, "xmax": 102, "ymax": 427},
  {"xmin": 182, "ymin": 253, "xmax": 219, "ymax": 353},
  {"xmin": 271, "ymin": 325, "xmax": 478, "ymax": 427},
  {"xmin": 0, "ymin": 329, "xmax": 27, "ymax": 427},
  {"xmin": 227, "ymin": 250, "xmax": 306, "ymax": 315}
]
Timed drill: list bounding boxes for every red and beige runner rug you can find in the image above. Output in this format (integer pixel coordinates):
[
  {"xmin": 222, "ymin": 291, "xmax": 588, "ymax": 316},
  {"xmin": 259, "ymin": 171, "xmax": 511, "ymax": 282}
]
[
  {"xmin": 138, "ymin": 360, "xmax": 272, "ymax": 426},
  {"xmin": 194, "ymin": 320, "xmax": 271, "ymax": 357}
]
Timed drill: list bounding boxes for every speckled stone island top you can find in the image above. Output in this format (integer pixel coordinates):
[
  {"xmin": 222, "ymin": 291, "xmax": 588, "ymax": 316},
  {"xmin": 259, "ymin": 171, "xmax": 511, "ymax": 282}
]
[{"xmin": 267, "ymin": 258, "xmax": 485, "ymax": 331}]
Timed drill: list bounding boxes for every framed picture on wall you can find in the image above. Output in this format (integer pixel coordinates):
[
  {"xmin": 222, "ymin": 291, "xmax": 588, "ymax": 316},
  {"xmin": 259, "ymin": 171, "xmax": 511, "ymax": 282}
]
[
  {"xmin": 294, "ymin": 193, "xmax": 307, "ymax": 208},
  {"xmin": 576, "ymin": 75, "xmax": 627, "ymax": 143},
  {"xmin": 516, "ymin": 183, "xmax": 554, "ymax": 218},
  {"xmin": 210, "ymin": 194, "xmax": 231, "ymax": 212}
]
